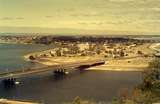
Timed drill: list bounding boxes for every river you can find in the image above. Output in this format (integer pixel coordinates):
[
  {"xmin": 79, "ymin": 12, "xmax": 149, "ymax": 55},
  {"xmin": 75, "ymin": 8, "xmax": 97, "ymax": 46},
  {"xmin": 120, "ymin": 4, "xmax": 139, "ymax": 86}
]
[
  {"xmin": 0, "ymin": 43, "xmax": 54, "ymax": 72},
  {"xmin": 0, "ymin": 43, "xmax": 142, "ymax": 104}
]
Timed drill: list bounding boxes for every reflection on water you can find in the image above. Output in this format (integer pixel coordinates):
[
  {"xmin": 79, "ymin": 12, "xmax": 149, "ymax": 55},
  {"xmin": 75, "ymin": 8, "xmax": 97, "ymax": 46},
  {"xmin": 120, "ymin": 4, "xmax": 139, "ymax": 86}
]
[{"xmin": 0, "ymin": 71, "xmax": 142, "ymax": 104}]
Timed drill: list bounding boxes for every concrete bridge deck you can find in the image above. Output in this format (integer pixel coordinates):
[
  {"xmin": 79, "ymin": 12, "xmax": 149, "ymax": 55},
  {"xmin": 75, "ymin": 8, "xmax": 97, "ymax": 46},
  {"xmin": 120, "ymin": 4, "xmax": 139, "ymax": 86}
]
[{"xmin": 0, "ymin": 59, "xmax": 105, "ymax": 80}]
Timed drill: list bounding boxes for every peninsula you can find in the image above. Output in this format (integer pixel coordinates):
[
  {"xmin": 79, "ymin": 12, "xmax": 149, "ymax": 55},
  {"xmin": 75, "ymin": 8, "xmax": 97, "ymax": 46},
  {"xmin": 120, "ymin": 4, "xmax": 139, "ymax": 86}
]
[
  {"xmin": 14, "ymin": 35, "xmax": 159, "ymax": 71},
  {"xmin": 0, "ymin": 35, "xmax": 159, "ymax": 71}
]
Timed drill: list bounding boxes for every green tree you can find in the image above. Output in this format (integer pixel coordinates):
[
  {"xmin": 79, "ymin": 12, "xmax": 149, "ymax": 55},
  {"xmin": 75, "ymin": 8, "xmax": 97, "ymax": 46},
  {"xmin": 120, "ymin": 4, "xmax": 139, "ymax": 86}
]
[{"xmin": 142, "ymin": 58, "xmax": 160, "ymax": 90}]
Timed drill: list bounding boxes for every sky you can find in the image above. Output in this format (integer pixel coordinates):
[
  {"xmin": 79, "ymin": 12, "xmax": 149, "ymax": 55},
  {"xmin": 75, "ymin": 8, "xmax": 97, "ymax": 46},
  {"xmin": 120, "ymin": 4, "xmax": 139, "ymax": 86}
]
[{"xmin": 0, "ymin": 0, "xmax": 160, "ymax": 35}]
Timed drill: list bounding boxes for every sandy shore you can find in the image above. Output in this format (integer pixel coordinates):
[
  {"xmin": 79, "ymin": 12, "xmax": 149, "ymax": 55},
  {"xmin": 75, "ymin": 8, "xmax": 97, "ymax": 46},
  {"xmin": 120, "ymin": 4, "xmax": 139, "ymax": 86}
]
[
  {"xmin": 31, "ymin": 56, "xmax": 102, "ymax": 65},
  {"xmin": 87, "ymin": 58, "xmax": 149, "ymax": 71},
  {"xmin": 150, "ymin": 43, "xmax": 160, "ymax": 52},
  {"xmin": 24, "ymin": 43, "xmax": 158, "ymax": 71},
  {"xmin": 0, "ymin": 99, "xmax": 39, "ymax": 104}
]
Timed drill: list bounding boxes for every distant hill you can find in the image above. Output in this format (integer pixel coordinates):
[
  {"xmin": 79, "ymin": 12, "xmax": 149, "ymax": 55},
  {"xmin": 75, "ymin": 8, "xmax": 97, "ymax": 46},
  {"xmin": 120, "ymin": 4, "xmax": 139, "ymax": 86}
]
[
  {"xmin": 0, "ymin": 26, "xmax": 158, "ymax": 35},
  {"xmin": 0, "ymin": 26, "xmax": 92, "ymax": 35}
]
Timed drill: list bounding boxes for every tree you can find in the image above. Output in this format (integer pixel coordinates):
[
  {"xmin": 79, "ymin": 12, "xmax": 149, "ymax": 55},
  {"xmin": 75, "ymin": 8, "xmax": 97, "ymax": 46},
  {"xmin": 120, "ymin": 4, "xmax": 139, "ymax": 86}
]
[
  {"xmin": 142, "ymin": 58, "xmax": 160, "ymax": 90},
  {"xmin": 29, "ymin": 55, "xmax": 35, "ymax": 60},
  {"xmin": 120, "ymin": 51, "xmax": 125, "ymax": 57}
]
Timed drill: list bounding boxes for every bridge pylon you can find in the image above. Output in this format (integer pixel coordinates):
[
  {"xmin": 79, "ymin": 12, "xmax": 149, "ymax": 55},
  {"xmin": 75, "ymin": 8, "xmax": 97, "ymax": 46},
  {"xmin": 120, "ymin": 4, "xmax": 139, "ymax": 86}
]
[
  {"xmin": 53, "ymin": 68, "xmax": 68, "ymax": 75},
  {"xmin": 2, "ymin": 78, "xmax": 17, "ymax": 87}
]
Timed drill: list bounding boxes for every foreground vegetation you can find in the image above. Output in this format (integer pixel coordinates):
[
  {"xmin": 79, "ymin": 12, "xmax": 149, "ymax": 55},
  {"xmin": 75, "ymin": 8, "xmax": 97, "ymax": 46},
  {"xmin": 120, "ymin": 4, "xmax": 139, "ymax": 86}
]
[{"xmin": 65, "ymin": 58, "xmax": 160, "ymax": 104}]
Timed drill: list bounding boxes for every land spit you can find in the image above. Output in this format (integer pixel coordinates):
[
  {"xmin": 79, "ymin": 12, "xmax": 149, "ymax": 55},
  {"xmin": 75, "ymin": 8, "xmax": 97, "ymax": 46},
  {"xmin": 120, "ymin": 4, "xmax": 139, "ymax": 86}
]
[{"xmin": 24, "ymin": 43, "xmax": 159, "ymax": 71}]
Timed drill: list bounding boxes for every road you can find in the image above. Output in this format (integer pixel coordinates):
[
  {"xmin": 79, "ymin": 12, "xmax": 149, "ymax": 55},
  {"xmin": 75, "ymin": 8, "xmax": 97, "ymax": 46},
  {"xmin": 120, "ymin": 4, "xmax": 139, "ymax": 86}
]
[{"xmin": 0, "ymin": 59, "xmax": 105, "ymax": 80}]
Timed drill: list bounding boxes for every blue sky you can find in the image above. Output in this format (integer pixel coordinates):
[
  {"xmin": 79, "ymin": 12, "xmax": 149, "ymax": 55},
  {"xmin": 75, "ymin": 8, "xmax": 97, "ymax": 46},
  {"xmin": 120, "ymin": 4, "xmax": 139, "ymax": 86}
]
[{"xmin": 0, "ymin": 0, "xmax": 160, "ymax": 34}]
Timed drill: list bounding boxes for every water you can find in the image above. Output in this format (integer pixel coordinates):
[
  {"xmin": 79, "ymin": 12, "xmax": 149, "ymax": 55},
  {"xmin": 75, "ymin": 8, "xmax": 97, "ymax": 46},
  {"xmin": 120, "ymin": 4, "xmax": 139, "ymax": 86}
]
[
  {"xmin": 0, "ymin": 43, "xmax": 142, "ymax": 104},
  {"xmin": 0, "ymin": 43, "xmax": 54, "ymax": 72},
  {"xmin": 0, "ymin": 71, "xmax": 141, "ymax": 104}
]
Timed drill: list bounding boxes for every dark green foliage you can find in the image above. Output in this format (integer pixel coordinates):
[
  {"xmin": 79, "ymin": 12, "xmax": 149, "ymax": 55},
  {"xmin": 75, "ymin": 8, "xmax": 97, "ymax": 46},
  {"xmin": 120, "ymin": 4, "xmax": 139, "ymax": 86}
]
[
  {"xmin": 29, "ymin": 55, "xmax": 35, "ymax": 60},
  {"xmin": 142, "ymin": 58, "xmax": 160, "ymax": 90},
  {"xmin": 148, "ymin": 58, "xmax": 160, "ymax": 70}
]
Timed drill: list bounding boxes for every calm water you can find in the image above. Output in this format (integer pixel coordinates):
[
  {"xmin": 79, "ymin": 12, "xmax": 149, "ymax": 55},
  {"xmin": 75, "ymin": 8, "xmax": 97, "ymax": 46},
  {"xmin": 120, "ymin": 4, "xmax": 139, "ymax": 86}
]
[
  {"xmin": 0, "ymin": 43, "xmax": 142, "ymax": 104},
  {"xmin": 0, "ymin": 43, "xmax": 54, "ymax": 72}
]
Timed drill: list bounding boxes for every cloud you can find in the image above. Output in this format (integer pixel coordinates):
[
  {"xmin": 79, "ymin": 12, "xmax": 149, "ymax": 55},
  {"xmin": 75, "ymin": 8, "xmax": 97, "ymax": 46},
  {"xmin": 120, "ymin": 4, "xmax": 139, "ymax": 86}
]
[
  {"xmin": 77, "ymin": 19, "xmax": 134, "ymax": 26},
  {"xmin": 78, "ymin": 21, "xmax": 108, "ymax": 26},
  {"xmin": 138, "ymin": 7, "xmax": 160, "ymax": 12},
  {"xmin": 78, "ymin": 21, "xmax": 103, "ymax": 25},
  {"xmin": 0, "ymin": 17, "xmax": 13, "ymax": 20},
  {"xmin": 15, "ymin": 17, "xmax": 24, "ymax": 20},
  {"xmin": 0, "ymin": 17, "xmax": 24, "ymax": 20},
  {"xmin": 150, "ymin": 7, "xmax": 160, "ymax": 11},
  {"xmin": 108, "ymin": 0, "xmax": 134, "ymax": 2},
  {"xmin": 63, "ymin": 8, "xmax": 76, "ymax": 12},
  {"xmin": 141, "ymin": 20, "xmax": 160, "ymax": 23},
  {"xmin": 45, "ymin": 16, "xmax": 53, "ymax": 18},
  {"xmin": 78, "ymin": 22, "xmax": 88, "ymax": 25},
  {"xmin": 70, "ymin": 12, "xmax": 104, "ymax": 17}
]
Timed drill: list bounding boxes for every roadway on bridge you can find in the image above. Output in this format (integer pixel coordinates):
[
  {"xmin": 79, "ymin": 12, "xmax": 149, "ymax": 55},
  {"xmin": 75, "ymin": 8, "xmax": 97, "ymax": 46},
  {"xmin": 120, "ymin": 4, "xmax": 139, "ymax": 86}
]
[{"xmin": 0, "ymin": 59, "xmax": 105, "ymax": 80}]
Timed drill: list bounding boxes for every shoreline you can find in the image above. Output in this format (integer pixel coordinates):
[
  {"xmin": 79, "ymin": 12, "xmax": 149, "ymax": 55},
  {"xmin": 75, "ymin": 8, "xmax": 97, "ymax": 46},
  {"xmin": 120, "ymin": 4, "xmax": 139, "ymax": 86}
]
[
  {"xmin": 149, "ymin": 43, "xmax": 160, "ymax": 52},
  {"xmin": 0, "ymin": 41, "xmax": 32, "ymax": 45},
  {"xmin": 86, "ymin": 63, "xmax": 147, "ymax": 71},
  {"xmin": 0, "ymin": 99, "xmax": 39, "ymax": 104}
]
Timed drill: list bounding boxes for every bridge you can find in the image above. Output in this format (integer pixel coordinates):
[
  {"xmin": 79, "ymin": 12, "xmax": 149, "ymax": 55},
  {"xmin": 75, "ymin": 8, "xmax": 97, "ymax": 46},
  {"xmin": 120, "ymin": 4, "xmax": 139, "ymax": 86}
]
[{"xmin": 0, "ymin": 59, "xmax": 105, "ymax": 85}]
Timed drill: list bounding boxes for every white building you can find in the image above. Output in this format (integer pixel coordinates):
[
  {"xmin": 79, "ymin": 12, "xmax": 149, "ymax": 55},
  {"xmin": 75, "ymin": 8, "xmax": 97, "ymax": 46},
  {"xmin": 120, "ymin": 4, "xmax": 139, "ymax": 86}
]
[{"xmin": 77, "ymin": 43, "xmax": 89, "ymax": 51}]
